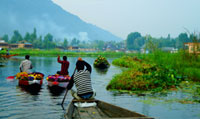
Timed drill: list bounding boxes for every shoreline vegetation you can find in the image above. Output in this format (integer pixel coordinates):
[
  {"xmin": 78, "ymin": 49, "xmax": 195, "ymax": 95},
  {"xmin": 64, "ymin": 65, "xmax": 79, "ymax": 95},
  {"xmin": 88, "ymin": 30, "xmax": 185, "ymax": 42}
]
[
  {"xmin": 107, "ymin": 50, "xmax": 200, "ymax": 103},
  {"xmin": 7, "ymin": 49, "xmax": 125, "ymax": 57},
  {"xmin": 6, "ymin": 48, "xmax": 128, "ymax": 57}
]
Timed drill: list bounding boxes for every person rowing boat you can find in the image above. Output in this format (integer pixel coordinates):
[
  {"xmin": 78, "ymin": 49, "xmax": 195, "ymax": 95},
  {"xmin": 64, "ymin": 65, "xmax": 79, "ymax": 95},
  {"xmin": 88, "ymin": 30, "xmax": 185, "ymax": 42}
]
[{"xmin": 67, "ymin": 58, "xmax": 96, "ymax": 100}]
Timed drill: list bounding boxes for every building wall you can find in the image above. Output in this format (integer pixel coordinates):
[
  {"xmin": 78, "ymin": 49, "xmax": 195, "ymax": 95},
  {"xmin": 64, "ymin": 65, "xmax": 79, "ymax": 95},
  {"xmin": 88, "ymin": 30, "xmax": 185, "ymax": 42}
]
[
  {"xmin": 0, "ymin": 43, "xmax": 9, "ymax": 48},
  {"xmin": 185, "ymin": 43, "xmax": 200, "ymax": 54}
]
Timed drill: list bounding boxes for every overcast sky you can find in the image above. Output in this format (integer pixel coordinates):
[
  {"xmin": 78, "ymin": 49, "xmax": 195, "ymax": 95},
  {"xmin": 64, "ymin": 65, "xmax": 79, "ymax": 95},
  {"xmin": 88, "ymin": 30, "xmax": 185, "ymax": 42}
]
[{"xmin": 52, "ymin": 0, "xmax": 200, "ymax": 39}]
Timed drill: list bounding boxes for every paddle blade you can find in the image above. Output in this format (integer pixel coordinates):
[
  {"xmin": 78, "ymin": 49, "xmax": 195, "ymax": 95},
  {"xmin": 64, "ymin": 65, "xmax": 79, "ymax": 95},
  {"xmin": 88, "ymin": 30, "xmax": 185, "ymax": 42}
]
[{"xmin": 6, "ymin": 76, "xmax": 15, "ymax": 80}]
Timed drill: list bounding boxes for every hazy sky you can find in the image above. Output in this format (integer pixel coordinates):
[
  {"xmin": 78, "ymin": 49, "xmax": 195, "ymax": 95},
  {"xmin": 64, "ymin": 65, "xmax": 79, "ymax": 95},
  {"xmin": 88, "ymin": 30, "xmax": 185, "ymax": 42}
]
[{"xmin": 52, "ymin": 0, "xmax": 200, "ymax": 39}]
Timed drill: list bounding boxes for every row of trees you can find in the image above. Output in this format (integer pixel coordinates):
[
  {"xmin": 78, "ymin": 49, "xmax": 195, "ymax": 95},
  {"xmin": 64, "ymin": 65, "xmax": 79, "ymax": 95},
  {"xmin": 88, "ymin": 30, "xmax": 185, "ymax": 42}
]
[
  {"xmin": 1, "ymin": 28, "xmax": 124, "ymax": 50},
  {"xmin": 126, "ymin": 32, "xmax": 195, "ymax": 51},
  {"xmin": 1, "ymin": 28, "xmax": 197, "ymax": 51},
  {"xmin": 1, "ymin": 28, "xmax": 57, "ymax": 49}
]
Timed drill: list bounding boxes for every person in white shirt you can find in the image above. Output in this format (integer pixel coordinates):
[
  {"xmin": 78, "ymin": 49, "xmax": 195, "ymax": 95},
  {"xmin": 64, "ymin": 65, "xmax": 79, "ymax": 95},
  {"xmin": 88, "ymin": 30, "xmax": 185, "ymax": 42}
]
[{"xmin": 19, "ymin": 55, "xmax": 33, "ymax": 73}]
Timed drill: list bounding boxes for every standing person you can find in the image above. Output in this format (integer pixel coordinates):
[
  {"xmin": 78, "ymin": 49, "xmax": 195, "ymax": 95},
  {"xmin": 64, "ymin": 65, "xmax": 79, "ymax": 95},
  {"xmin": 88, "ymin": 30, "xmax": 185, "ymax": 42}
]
[
  {"xmin": 67, "ymin": 58, "xmax": 95, "ymax": 100},
  {"xmin": 57, "ymin": 56, "xmax": 70, "ymax": 75},
  {"xmin": 19, "ymin": 55, "xmax": 33, "ymax": 73}
]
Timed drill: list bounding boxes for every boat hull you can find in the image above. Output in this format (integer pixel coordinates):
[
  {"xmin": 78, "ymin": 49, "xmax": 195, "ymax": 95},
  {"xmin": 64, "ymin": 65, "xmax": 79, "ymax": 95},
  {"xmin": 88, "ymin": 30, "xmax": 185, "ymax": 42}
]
[
  {"xmin": 47, "ymin": 81, "xmax": 69, "ymax": 88},
  {"xmin": 65, "ymin": 99, "xmax": 154, "ymax": 119},
  {"xmin": 1, "ymin": 54, "xmax": 18, "ymax": 58},
  {"xmin": 18, "ymin": 80, "xmax": 43, "ymax": 86},
  {"xmin": 94, "ymin": 63, "xmax": 109, "ymax": 69}
]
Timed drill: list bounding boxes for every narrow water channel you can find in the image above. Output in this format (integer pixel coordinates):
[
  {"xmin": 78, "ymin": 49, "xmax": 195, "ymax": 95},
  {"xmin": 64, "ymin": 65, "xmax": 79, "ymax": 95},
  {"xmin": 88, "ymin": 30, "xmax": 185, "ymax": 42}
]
[{"xmin": 0, "ymin": 56, "xmax": 199, "ymax": 119}]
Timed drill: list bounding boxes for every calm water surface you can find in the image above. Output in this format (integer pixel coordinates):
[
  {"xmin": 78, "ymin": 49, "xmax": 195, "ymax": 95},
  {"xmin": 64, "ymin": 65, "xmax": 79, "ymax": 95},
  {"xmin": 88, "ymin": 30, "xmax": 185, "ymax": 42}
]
[{"xmin": 0, "ymin": 56, "xmax": 200, "ymax": 119}]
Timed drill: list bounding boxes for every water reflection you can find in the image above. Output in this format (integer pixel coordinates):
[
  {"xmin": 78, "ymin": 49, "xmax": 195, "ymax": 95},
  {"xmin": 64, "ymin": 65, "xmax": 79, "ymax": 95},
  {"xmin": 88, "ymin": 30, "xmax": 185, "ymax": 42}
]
[
  {"xmin": 47, "ymin": 86, "xmax": 65, "ymax": 96},
  {"xmin": 17, "ymin": 85, "xmax": 42, "ymax": 95},
  {"xmin": 94, "ymin": 67, "xmax": 109, "ymax": 75}
]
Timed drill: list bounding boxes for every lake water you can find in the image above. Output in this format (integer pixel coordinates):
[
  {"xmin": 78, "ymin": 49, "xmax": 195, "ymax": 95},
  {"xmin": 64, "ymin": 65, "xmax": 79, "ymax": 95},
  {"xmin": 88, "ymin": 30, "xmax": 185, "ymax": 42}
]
[{"xmin": 0, "ymin": 56, "xmax": 200, "ymax": 119}]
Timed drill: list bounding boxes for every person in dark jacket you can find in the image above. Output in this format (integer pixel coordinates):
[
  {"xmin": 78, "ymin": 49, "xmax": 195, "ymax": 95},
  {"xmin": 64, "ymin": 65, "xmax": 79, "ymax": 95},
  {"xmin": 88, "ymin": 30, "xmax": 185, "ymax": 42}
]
[
  {"xmin": 67, "ymin": 58, "xmax": 95, "ymax": 99},
  {"xmin": 57, "ymin": 56, "xmax": 70, "ymax": 75}
]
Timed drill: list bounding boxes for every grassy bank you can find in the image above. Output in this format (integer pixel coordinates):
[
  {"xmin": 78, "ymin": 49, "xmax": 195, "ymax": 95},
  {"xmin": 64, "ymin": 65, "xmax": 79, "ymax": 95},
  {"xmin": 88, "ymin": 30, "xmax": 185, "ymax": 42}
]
[
  {"xmin": 107, "ymin": 51, "xmax": 200, "ymax": 94},
  {"xmin": 9, "ymin": 48, "xmax": 135, "ymax": 57}
]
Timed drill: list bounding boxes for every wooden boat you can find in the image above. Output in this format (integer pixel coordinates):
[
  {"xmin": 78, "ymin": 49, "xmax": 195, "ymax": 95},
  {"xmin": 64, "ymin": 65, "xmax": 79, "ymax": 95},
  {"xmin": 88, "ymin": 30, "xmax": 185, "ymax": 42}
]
[
  {"xmin": 65, "ymin": 99, "xmax": 154, "ymax": 119},
  {"xmin": 93, "ymin": 56, "xmax": 110, "ymax": 69},
  {"xmin": 47, "ymin": 75, "xmax": 70, "ymax": 89},
  {"xmin": 94, "ymin": 63, "xmax": 109, "ymax": 69},
  {"xmin": 1, "ymin": 54, "xmax": 18, "ymax": 58},
  {"xmin": 17, "ymin": 72, "xmax": 44, "ymax": 87},
  {"xmin": 18, "ymin": 79, "xmax": 43, "ymax": 86},
  {"xmin": 47, "ymin": 81, "xmax": 69, "ymax": 88},
  {"xmin": 47, "ymin": 81, "xmax": 69, "ymax": 96}
]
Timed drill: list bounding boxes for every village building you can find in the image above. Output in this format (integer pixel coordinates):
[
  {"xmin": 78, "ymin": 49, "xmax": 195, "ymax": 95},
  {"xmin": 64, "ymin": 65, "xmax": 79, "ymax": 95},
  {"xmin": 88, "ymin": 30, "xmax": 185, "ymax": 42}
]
[
  {"xmin": 161, "ymin": 47, "xmax": 178, "ymax": 53},
  {"xmin": 0, "ymin": 40, "xmax": 9, "ymax": 49},
  {"xmin": 9, "ymin": 40, "xmax": 33, "ymax": 49},
  {"xmin": 9, "ymin": 43, "xmax": 32, "ymax": 49},
  {"xmin": 67, "ymin": 46, "xmax": 79, "ymax": 51},
  {"xmin": 184, "ymin": 42, "xmax": 200, "ymax": 54}
]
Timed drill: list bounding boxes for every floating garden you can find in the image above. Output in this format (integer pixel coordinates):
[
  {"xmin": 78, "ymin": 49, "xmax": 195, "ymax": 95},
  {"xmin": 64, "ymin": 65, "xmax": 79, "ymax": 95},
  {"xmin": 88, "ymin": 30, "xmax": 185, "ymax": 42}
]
[
  {"xmin": 107, "ymin": 51, "xmax": 200, "ymax": 103},
  {"xmin": 94, "ymin": 55, "xmax": 110, "ymax": 69}
]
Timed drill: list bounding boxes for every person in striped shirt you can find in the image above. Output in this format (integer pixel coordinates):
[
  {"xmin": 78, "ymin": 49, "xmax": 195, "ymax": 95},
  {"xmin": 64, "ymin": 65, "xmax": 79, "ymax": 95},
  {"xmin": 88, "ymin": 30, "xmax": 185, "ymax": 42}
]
[{"xmin": 67, "ymin": 59, "xmax": 95, "ymax": 99}]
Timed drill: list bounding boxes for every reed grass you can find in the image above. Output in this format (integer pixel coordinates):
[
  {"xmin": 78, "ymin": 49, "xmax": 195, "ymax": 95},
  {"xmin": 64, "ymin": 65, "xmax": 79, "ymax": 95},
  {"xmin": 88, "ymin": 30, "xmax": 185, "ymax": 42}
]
[
  {"xmin": 9, "ymin": 48, "xmax": 128, "ymax": 57},
  {"xmin": 108, "ymin": 50, "xmax": 200, "ymax": 92}
]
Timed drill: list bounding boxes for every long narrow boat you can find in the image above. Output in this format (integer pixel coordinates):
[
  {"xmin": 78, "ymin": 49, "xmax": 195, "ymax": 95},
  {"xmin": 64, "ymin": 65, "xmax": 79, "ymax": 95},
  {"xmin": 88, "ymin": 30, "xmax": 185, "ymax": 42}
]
[
  {"xmin": 65, "ymin": 99, "xmax": 154, "ymax": 119},
  {"xmin": 1, "ymin": 54, "xmax": 18, "ymax": 58}
]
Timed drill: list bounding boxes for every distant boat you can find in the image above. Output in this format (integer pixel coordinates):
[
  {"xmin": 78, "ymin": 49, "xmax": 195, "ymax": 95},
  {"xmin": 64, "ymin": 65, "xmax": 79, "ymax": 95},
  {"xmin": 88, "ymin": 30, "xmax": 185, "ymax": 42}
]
[
  {"xmin": 65, "ymin": 99, "xmax": 154, "ymax": 119},
  {"xmin": 93, "ymin": 56, "xmax": 110, "ymax": 69},
  {"xmin": 1, "ymin": 54, "xmax": 18, "ymax": 58},
  {"xmin": 94, "ymin": 62, "xmax": 110, "ymax": 69}
]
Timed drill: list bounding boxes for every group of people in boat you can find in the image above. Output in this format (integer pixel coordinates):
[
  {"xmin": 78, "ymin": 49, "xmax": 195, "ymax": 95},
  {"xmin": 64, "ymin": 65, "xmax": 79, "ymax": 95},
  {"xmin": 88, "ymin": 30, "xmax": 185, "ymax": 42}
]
[{"xmin": 19, "ymin": 55, "xmax": 95, "ymax": 100}]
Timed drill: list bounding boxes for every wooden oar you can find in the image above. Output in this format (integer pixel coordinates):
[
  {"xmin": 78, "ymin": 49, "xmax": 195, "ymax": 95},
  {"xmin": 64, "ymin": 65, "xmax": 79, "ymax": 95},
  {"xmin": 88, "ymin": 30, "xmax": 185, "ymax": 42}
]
[
  {"xmin": 61, "ymin": 89, "xmax": 68, "ymax": 106},
  {"xmin": 61, "ymin": 68, "xmax": 76, "ymax": 106}
]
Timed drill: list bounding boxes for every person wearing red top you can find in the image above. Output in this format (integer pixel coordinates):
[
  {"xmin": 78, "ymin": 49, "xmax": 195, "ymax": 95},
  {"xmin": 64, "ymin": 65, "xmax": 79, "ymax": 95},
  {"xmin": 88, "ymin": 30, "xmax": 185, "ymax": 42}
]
[{"xmin": 57, "ymin": 56, "xmax": 70, "ymax": 75}]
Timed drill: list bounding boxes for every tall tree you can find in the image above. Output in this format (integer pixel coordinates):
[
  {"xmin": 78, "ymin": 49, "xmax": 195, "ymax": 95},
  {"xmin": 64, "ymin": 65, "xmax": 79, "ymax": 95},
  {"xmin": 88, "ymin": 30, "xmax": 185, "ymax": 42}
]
[
  {"xmin": 145, "ymin": 37, "xmax": 158, "ymax": 53},
  {"xmin": 1, "ymin": 34, "xmax": 9, "ymax": 42},
  {"xmin": 176, "ymin": 33, "xmax": 190, "ymax": 49},
  {"xmin": 24, "ymin": 32, "xmax": 31, "ymax": 42},
  {"xmin": 62, "ymin": 38, "xmax": 68, "ymax": 49},
  {"xmin": 32, "ymin": 36, "xmax": 43, "ymax": 49},
  {"xmin": 126, "ymin": 32, "xmax": 141, "ymax": 50},
  {"xmin": 43, "ymin": 33, "xmax": 55, "ymax": 49},
  {"xmin": 10, "ymin": 30, "xmax": 23, "ymax": 43},
  {"xmin": 71, "ymin": 38, "xmax": 80, "ymax": 46},
  {"xmin": 30, "ymin": 28, "xmax": 37, "ymax": 43}
]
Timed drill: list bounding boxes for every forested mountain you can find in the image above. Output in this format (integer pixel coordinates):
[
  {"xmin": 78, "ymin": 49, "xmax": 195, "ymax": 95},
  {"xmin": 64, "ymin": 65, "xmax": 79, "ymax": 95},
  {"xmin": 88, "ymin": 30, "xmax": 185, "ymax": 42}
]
[{"xmin": 0, "ymin": 0, "xmax": 122, "ymax": 41}]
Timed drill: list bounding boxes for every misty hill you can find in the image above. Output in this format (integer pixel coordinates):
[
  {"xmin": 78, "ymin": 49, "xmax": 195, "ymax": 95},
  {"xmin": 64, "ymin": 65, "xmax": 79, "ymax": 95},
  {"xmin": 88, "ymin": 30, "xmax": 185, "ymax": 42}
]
[{"xmin": 0, "ymin": 0, "xmax": 122, "ymax": 41}]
